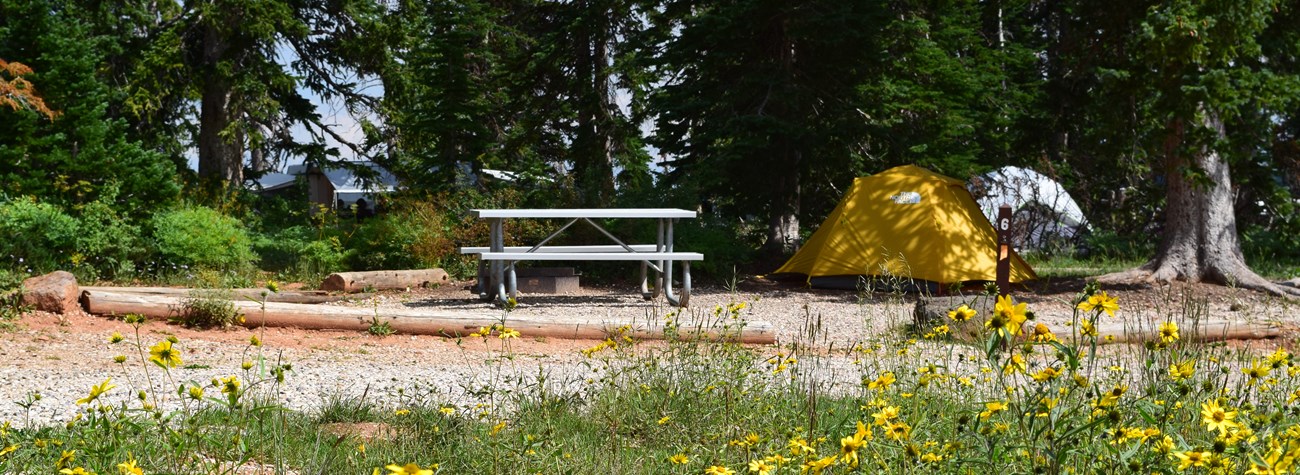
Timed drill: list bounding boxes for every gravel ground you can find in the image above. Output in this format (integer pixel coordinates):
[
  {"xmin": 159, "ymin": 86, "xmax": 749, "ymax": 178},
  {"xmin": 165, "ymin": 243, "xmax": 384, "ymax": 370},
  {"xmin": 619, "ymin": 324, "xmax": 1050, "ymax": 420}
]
[{"xmin": 1, "ymin": 278, "xmax": 1295, "ymax": 428}]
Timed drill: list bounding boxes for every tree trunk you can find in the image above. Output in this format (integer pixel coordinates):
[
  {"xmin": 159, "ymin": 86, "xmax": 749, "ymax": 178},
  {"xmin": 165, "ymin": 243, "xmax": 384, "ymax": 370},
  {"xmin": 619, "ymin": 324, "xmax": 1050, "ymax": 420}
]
[
  {"xmin": 196, "ymin": 22, "xmax": 243, "ymax": 184},
  {"xmin": 569, "ymin": 3, "xmax": 617, "ymax": 207},
  {"xmin": 762, "ymin": 15, "xmax": 801, "ymax": 255},
  {"xmin": 1100, "ymin": 108, "xmax": 1299, "ymax": 296}
]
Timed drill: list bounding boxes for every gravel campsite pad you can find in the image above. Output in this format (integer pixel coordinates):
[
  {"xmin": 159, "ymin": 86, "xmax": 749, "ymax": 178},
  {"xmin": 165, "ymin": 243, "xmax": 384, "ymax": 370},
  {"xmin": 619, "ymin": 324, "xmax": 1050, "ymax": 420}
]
[{"xmin": 2, "ymin": 278, "xmax": 1296, "ymax": 428}]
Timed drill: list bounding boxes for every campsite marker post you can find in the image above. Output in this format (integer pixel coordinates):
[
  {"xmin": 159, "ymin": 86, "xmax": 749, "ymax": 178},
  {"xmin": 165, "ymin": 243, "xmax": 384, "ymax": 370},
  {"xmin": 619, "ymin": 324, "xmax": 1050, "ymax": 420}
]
[{"xmin": 996, "ymin": 205, "xmax": 1012, "ymax": 297}]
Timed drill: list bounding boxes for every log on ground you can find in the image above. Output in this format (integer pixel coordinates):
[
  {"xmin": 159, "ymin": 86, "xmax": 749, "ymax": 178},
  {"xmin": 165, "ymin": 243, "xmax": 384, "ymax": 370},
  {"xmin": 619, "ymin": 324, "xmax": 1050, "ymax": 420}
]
[
  {"xmin": 80, "ymin": 290, "xmax": 776, "ymax": 343},
  {"xmin": 1094, "ymin": 319, "xmax": 1292, "ymax": 345},
  {"xmin": 320, "ymin": 269, "xmax": 451, "ymax": 293},
  {"xmin": 81, "ymin": 286, "xmax": 368, "ymax": 304}
]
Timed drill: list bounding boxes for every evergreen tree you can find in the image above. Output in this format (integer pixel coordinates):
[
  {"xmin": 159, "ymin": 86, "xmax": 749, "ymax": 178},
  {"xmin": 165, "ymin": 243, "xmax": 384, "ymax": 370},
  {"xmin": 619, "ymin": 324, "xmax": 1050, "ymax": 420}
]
[
  {"xmin": 0, "ymin": 0, "xmax": 180, "ymax": 213},
  {"xmin": 639, "ymin": 0, "xmax": 884, "ymax": 254},
  {"xmin": 1066, "ymin": 0, "xmax": 1300, "ymax": 295}
]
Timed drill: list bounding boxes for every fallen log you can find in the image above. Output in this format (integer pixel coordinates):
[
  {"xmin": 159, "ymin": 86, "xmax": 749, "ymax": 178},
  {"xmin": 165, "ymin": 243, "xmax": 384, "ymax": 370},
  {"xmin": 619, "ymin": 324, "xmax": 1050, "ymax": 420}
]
[
  {"xmin": 320, "ymin": 269, "xmax": 451, "ymax": 293},
  {"xmin": 1094, "ymin": 319, "xmax": 1293, "ymax": 345},
  {"xmin": 81, "ymin": 286, "xmax": 368, "ymax": 304},
  {"xmin": 80, "ymin": 290, "xmax": 776, "ymax": 343}
]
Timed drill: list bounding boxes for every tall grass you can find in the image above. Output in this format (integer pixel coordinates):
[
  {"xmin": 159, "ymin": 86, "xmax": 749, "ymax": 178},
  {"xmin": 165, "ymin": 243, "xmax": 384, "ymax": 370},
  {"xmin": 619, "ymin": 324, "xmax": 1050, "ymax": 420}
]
[{"xmin": 1, "ymin": 286, "xmax": 1297, "ymax": 474}]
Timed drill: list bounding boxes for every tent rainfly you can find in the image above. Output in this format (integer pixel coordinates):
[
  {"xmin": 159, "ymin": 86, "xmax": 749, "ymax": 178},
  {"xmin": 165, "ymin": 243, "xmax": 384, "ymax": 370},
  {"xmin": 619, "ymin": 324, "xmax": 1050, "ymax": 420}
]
[{"xmin": 773, "ymin": 165, "xmax": 1037, "ymax": 286}]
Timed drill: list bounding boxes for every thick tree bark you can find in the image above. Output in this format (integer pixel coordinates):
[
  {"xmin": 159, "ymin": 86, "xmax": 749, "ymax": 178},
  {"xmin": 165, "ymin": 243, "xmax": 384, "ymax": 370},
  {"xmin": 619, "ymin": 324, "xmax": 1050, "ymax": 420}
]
[
  {"xmin": 570, "ymin": 2, "xmax": 617, "ymax": 207},
  {"xmin": 196, "ymin": 22, "xmax": 243, "ymax": 184},
  {"xmin": 761, "ymin": 14, "xmax": 801, "ymax": 255},
  {"xmin": 1100, "ymin": 109, "xmax": 1300, "ymax": 297}
]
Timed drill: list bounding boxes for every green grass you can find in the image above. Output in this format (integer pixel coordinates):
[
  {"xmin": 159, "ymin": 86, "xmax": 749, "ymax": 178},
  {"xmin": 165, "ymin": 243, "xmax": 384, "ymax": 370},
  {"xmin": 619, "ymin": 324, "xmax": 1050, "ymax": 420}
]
[{"xmin": 3, "ymin": 290, "xmax": 1300, "ymax": 474}]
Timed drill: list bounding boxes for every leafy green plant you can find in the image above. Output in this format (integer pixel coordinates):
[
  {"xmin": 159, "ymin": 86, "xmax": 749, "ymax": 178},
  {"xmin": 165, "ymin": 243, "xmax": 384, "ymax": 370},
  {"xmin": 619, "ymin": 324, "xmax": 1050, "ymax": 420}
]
[
  {"xmin": 0, "ymin": 197, "xmax": 80, "ymax": 274},
  {"xmin": 0, "ymin": 284, "xmax": 28, "ymax": 330},
  {"xmin": 177, "ymin": 290, "xmax": 242, "ymax": 328},
  {"xmin": 149, "ymin": 206, "xmax": 258, "ymax": 272},
  {"xmin": 367, "ymin": 316, "xmax": 395, "ymax": 336}
]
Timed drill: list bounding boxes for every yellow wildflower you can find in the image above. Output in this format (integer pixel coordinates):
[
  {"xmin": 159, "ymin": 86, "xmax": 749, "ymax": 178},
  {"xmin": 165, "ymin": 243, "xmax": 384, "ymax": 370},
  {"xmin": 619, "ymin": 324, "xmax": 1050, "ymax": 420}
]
[
  {"xmin": 148, "ymin": 340, "xmax": 182, "ymax": 368},
  {"xmin": 668, "ymin": 453, "xmax": 689, "ymax": 465},
  {"xmin": 1080, "ymin": 320, "xmax": 1097, "ymax": 337},
  {"xmin": 1031, "ymin": 323, "xmax": 1058, "ymax": 343},
  {"xmin": 76, "ymin": 378, "xmax": 115, "ymax": 405},
  {"xmin": 704, "ymin": 465, "xmax": 734, "ymax": 475},
  {"xmin": 1158, "ymin": 321, "xmax": 1179, "ymax": 344},
  {"xmin": 1003, "ymin": 353, "xmax": 1027, "ymax": 375},
  {"xmin": 801, "ymin": 456, "xmax": 836, "ymax": 475},
  {"xmin": 219, "ymin": 376, "xmax": 240, "ymax": 395},
  {"xmin": 498, "ymin": 327, "xmax": 520, "ymax": 339},
  {"xmin": 1077, "ymin": 290, "xmax": 1119, "ymax": 317},
  {"xmin": 867, "ymin": 372, "xmax": 896, "ymax": 391},
  {"xmin": 1243, "ymin": 360, "xmax": 1270, "ymax": 384},
  {"xmin": 1098, "ymin": 385, "xmax": 1126, "ymax": 407},
  {"xmin": 980, "ymin": 401, "xmax": 1007, "ymax": 420},
  {"xmin": 1169, "ymin": 360, "xmax": 1195, "ymax": 381},
  {"xmin": 117, "ymin": 455, "xmax": 143, "ymax": 475},
  {"xmin": 1200, "ymin": 400, "xmax": 1239, "ymax": 435},
  {"xmin": 872, "ymin": 405, "xmax": 900, "ymax": 426},
  {"xmin": 788, "ymin": 436, "xmax": 816, "ymax": 456},
  {"xmin": 1031, "ymin": 366, "xmax": 1062, "ymax": 382},
  {"xmin": 384, "ymin": 463, "xmax": 434, "ymax": 475},
  {"xmin": 883, "ymin": 421, "xmax": 911, "ymax": 441},
  {"xmin": 58, "ymin": 468, "xmax": 93, "ymax": 475},
  {"xmin": 57, "ymin": 449, "xmax": 75, "ymax": 469},
  {"xmin": 748, "ymin": 459, "xmax": 774, "ymax": 475},
  {"xmin": 986, "ymin": 295, "xmax": 1028, "ymax": 338},
  {"xmin": 1172, "ymin": 450, "xmax": 1210, "ymax": 470},
  {"xmin": 839, "ymin": 421, "xmax": 870, "ymax": 467},
  {"xmin": 108, "ymin": 332, "xmax": 124, "ymax": 344},
  {"xmin": 948, "ymin": 305, "xmax": 976, "ymax": 322}
]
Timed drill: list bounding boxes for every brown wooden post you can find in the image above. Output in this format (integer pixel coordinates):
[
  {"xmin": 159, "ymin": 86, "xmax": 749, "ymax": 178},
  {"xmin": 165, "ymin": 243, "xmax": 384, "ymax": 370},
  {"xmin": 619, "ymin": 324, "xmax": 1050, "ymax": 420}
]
[{"xmin": 996, "ymin": 205, "xmax": 1012, "ymax": 297}]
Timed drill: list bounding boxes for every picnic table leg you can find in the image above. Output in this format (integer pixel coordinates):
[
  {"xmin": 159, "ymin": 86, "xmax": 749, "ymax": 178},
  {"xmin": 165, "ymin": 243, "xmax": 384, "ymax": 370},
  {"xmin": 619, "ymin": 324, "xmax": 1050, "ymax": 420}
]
[
  {"xmin": 662, "ymin": 218, "xmax": 690, "ymax": 307},
  {"xmin": 506, "ymin": 263, "xmax": 518, "ymax": 302},
  {"xmin": 640, "ymin": 261, "xmax": 653, "ymax": 300},
  {"xmin": 488, "ymin": 218, "xmax": 505, "ymax": 302},
  {"xmin": 476, "ymin": 259, "xmax": 489, "ymax": 300}
]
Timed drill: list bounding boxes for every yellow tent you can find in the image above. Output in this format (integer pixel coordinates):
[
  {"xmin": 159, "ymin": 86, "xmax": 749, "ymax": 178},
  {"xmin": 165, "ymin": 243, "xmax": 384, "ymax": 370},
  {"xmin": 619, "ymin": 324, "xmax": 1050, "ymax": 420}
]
[{"xmin": 773, "ymin": 165, "xmax": 1036, "ymax": 285}]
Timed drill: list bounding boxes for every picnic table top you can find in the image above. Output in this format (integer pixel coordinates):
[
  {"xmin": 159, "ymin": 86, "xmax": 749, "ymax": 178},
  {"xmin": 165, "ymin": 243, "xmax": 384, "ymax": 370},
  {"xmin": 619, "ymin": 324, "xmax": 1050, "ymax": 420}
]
[{"xmin": 470, "ymin": 208, "xmax": 697, "ymax": 219}]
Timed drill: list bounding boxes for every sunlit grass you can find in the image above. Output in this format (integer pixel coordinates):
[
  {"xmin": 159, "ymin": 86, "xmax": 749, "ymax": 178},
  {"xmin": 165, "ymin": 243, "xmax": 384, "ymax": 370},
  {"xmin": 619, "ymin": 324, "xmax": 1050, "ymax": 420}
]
[{"xmin": 2, "ymin": 284, "xmax": 1299, "ymax": 474}]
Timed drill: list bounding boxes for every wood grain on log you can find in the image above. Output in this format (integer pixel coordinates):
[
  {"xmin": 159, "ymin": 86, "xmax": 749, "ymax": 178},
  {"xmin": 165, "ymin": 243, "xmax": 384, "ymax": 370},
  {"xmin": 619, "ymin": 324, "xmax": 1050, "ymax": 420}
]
[
  {"xmin": 80, "ymin": 290, "xmax": 776, "ymax": 343},
  {"xmin": 80, "ymin": 286, "xmax": 367, "ymax": 304},
  {"xmin": 320, "ymin": 269, "xmax": 451, "ymax": 293}
]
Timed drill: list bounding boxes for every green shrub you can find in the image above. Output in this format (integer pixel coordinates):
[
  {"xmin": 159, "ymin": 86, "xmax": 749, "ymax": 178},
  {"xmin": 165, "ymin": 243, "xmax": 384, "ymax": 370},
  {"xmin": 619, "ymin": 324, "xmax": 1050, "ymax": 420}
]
[
  {"xmin": 0, "ymin": 197, "xmax": 80, "ymax": 274},
  {"xmin": 150, "ymin": 206, "xmax": 258, "ymax": 272},
  {"xmin": 73, "ymin": 193, "xmax": 144, "ymax": 281},
  {"xmin": 253, "ymin": 225, "xmax": 350, "ymax": 283},
  {"xmin": 176, "ymin": 290, "xmax": 242, "ymax": 328}
]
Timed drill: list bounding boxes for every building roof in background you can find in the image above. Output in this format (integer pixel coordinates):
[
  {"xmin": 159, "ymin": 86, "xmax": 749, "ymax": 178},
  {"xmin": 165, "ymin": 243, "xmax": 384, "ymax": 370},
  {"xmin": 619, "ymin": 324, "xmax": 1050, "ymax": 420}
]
[
  {"xmin": 252, "ymin": 172, "xmax": 296, "ymax": 192},
  {"xmin": 283, "ymin": 161, "xmax": 399, "ymax": 193}
]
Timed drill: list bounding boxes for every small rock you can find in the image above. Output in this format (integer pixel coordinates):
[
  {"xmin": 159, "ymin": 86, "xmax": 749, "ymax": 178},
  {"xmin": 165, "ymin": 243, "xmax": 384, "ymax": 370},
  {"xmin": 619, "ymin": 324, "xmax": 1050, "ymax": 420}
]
[
  {"xmin": 914, "ymin": 294, "xmax": 994, "ymax": 342},
  {"xmin": 21, "ymin": 271, "xmax": 81, "ymax": 314}
]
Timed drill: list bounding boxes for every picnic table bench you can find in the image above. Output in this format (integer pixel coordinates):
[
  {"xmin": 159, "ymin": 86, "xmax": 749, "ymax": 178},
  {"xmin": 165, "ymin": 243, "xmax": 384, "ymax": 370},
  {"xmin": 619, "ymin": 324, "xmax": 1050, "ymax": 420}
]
[{"xmin": 460, "ymin": 209, "xmax": 703, "ymax": 307}]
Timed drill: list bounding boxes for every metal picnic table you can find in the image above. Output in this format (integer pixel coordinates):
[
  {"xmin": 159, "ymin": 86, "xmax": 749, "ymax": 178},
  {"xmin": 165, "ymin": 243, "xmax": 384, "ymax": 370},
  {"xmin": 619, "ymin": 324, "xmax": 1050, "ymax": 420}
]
[{"xmin": 460, "ymin": 208, "xmax": 703, "ymax": 307}]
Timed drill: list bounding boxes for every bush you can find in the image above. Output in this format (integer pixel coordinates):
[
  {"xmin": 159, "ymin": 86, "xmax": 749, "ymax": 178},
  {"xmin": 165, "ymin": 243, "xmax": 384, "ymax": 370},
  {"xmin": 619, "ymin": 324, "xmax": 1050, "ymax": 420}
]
[
  {"xmin": 176, "ymin": 290, "xmax": 242, "ymax": 328},
  {"xmin": 150, "ymin": 206, "xmax": 258, "ymax": 272},
  {"xmin": 0, "ymin": 197, "xmax": 80, "ymax": 274},
  {"xmin": 73, "ymin": 191, "xmax": 144, "ymax": 281},
  {"xmin": 252, "ymin": 225, "xmax": 351, "ymax": 284},
  {"xmin": 345, "ymin": 192, "xmax": 534, "ymax": 277}
]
